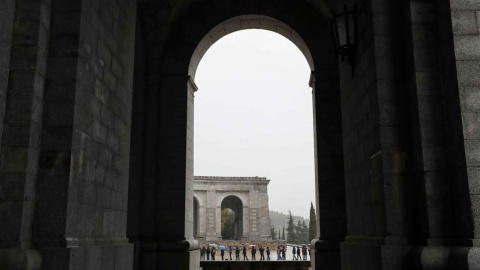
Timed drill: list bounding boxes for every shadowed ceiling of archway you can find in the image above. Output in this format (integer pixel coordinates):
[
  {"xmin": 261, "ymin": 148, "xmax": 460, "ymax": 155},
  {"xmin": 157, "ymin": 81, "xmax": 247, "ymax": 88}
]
[{"xmin": 140, "ymin": 0, "xmax": 338, "ymax": 77}]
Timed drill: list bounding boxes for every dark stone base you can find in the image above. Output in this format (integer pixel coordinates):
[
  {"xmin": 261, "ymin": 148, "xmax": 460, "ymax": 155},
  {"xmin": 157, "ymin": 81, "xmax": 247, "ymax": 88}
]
[
  {"xmin": 380, "ymin": 244, "xmax": 411, "ymax": 270},
  {"xmin": 156, "ymin": 249, "xmax": 200, "ymax": 270},
  {"xmin": 408, "ymin": 246, "xmax": 480, "ymax": 270},
  {"xmin": 38, "ymin": 243, "xmax": 133, "ymax": 270},
  {"xmin": 340, "ymin": 241, "xmax": 382, "ymax": 270},
  {"xmin": 310, "ymin": 240, "xmax": 341, "ymax": 270},
  {"xmin": 346, "ymin": 243, "xmax": 466, "ymax": 270},
  {"xmin": 0, "ymin": 248, "xmax": 42, "ymax": 270},
  {"xmin": 136, "ymin": 239, "xmax": 201, "ymax": 269}
]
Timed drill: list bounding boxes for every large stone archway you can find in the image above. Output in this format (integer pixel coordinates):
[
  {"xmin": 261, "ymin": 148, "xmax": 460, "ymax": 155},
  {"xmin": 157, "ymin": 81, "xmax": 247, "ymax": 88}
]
[
  {"xmin": 1, "ymin": 0, "xmax": 480, "ymax": 270},
  {"xmin": 193, "ymin": 176, "xmax": 272, "ymax": 242},
  {"xmin": 129, "ymin": 1, "xmax": 346, "ymax": 268}
]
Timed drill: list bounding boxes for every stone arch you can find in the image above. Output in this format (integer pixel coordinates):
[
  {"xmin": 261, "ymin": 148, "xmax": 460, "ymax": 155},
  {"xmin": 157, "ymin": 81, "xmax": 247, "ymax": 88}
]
[
  {"xmin": 135, "ymin": 0, "xmax": 347, "ymax": 269},
  {"xmin": 188, "ymin": 15, "xmax": 314, "ymax": 80},
  {"xmin": 215, "ymin": 193, "xmax": 249, "ymax": 241},
  {"xmin": 216, "ymin": 192, "xmax": 249, "ymax": 208},
  {"xmin": 194, "ymin": 193, "xmax": 204, "ymax": 207},
  {"xmin": 219, "ymin": 195, "xmax": 244, "ymax": 240}
]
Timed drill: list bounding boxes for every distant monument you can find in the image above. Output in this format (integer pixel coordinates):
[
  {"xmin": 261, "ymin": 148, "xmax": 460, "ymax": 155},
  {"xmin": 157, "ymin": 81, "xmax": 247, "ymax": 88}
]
[{"xmin": 193, "ymin": 176, "xmax": 272, "ymax": 242}]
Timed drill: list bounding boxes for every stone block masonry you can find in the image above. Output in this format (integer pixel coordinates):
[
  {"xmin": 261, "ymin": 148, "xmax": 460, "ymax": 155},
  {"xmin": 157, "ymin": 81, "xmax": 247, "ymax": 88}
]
[
  {"xmin": 1, "ymin": 0, "xmax": 480, "ymax": 269},
  {"xmin": 0, "ymin": 0, "xmax": 136, "ymax": 269}
]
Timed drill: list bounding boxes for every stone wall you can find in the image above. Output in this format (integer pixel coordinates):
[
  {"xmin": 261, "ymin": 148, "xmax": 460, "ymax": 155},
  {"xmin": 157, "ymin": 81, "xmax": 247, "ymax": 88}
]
[
  {"xmin": 0, "ymin": 0, "xmax": 136, "ymax": 269},
  {"xmin": 451, "ymin": 0, "xmax": 480, "ymax": 239}
]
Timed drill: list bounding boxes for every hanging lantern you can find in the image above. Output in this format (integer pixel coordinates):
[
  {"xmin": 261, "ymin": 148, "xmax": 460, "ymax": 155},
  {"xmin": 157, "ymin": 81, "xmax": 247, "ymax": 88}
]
[{"xmin": 330, "ymin": 5, "xmax": 356, "ymax": 66}]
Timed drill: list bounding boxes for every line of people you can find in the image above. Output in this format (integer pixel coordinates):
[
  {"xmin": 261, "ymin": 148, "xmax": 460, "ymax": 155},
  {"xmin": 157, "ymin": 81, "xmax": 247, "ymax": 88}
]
[
  {"xmin": 276, "ymin": 246, "xmax": 287, "ymax": 260},
  {"xmin": 200, "ymin": 245, "xmax": 272, "ymax": 261},
  {"xmin": 200, "ymin": 244, "xmax": 310, "ymax": 261},
  {"xmin": 200, "ymin": 246, "xmax": 217, "ymax": 261},
  {"xmin": 292, "ymin": 246, "xmax": 309, "ymax": 260}
]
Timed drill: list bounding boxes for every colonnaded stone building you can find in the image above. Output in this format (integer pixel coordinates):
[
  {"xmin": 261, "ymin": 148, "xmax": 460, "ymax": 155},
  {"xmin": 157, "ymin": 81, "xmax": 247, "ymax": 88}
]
[
  {"xmin": 1, "ymin": 0, "xmax": 480, "ymax": 269},
  {"xmin": 193, "ymin": 176, "xmax": 272, "ymax": 242}
]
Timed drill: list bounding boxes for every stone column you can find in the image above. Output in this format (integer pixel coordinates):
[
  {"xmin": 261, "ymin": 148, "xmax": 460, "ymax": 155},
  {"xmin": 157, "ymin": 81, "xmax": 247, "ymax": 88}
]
[
  {"xmin": 33, "ymin": 0, "xmax": 136, "ymax": 269},
  {"xmin": 402, "ymin": 0, "xmax": 453, "ymax": 245},
  {"xmin": 0, "ymin": 0, "xmax": 48, "ymax": 268},
  {"xmin": 364, "ymin": 0, "xmax": 417, "ymax": 268},
  {"xmin": 215, "ymin": 204, "xmax": 222, "ymax": 240},
  {"xmin": 153, "ymin": 75, "xmax": 199, "ymax": 269},
  {"xmin": 258, "ymin": 183, "xmax": 272, "ymax": 241},
  {"xmin": 249, "ymin": 187, "xmax": 259, "ymax": 240},
  {"xmin": 134, "ymin": 71, "xmax": 161, "ymax": 268},
  {"xmin": 205, "ymin": 189, "xmax": 216, "ymax": 242},
  {"xmin": 310, "ymin": 68, "xmax": 346, "ymax": 270},
  {"xmin": 199, "ymin": 199, "xmax": 206, "ymax": 241},
  {"xmin": 242, "ymin": 205, "xmax": 250, "ymax": 241}
]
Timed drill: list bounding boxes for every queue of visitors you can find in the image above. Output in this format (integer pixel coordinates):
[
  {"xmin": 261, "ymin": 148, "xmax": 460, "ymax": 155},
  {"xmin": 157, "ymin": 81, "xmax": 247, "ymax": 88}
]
[
  {"xmin": 200, "ymin": 243, "xmax": 310, "ymax": 261},
  {"xmin": 291, "ymin": 246, "xmax": 309, "ymax": 260}
]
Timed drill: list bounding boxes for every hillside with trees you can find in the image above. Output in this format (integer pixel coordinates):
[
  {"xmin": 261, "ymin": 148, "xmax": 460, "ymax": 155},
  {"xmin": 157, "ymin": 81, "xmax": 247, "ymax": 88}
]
[
  {"xmin": 270, "ymin": 210, "xmax": 307, "ymax": 230},
  {"xmin": 269, "ymin": 205, "xmax": 316, "ymax": 244}
]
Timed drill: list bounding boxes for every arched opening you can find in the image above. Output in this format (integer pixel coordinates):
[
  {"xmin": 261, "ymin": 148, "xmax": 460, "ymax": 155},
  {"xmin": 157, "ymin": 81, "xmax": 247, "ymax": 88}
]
[
  {"xmin": 221, "ymin": 195, "xmax": 243, "ymax": 240},
  {"xmin": 193, "ymin": 197, "xmax": 200, "ymax": 239},
  {"xmin": 129, "ymin": 2, "xmax": 346, "ymax": 269},
  {"xmin": 194, "ymin": 27, "xmax": 315, "ymax": 243}
]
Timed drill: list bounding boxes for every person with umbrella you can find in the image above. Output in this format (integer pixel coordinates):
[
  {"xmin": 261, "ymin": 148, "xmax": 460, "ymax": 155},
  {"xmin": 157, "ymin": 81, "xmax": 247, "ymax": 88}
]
[
  {"xmin": 296, "ymin": 246, "xmax": 301, "ymax": 261},
  {"xmin": 228, "ymin": 245, "xmax": 232, "ymax": 260},
  {"xmin": 281, "ymin": 246, "xmax": 286, "ymax": 260},
  {"xmin": 220, "ymin": 245, "xmax": 225, "ymax": 260},
  {"xmin": 266, "ymin": 246, "xmax": 271, "ymax": 260},
  {"xmin": 277, "ymin": 246, "xmax": 281, "ymax": 260},
  {"xmin": 235, "ymin": 246, "xmax": 240, "ymax": 260},
  {"xmin": 292, "ymin": 246, "xmax": 297, "ymax": 260}
]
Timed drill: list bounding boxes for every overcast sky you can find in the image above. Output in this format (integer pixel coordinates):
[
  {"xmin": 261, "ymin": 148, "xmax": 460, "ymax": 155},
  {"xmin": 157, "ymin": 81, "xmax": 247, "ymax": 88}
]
[{"xmin": 194, "ymin": 29, "xmax": 315, "ymax": 219}]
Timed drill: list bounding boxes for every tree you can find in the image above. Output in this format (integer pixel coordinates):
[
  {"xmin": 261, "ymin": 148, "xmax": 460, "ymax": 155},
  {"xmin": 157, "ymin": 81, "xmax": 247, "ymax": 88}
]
[
  {"xmin": 271, "ymin": 226, "xmax": 276, "ymax": 240},
  {"xmin": 301, "ymin": 220, "xmax": 308, "ymax": 244},
  {"xmin": 286, "ymin": 210, "xmax": 297, "ymax": 243},
  {"xmin": 295, "ymin": 219, "xmax": 309, "ymax": 244},
  {"xmin": 278, "ymin": 228, "xmax": 281, "ymax": 240},
  {"xmin": 309, "ymin": 202, "xmax": 317, "ymax": 242},
  {"xmin": 221, "ymin": 209, "xmax": 236, "ymax": 239},
  {"xmin": 282, "ymin": 226, "xmax": 285, "ymax": 240},
  {"xmin": 296, "ymin": 219, "xmax": 303, "ymax": 244}
]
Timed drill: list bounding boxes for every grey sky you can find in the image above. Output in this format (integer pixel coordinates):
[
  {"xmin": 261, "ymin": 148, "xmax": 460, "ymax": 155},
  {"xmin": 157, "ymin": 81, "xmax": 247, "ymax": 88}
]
[{"xmin": 194, "ymin": 29, "xmax": 315, "ymax": 219}]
